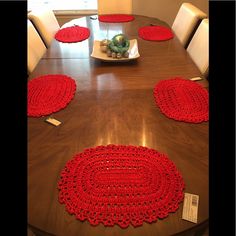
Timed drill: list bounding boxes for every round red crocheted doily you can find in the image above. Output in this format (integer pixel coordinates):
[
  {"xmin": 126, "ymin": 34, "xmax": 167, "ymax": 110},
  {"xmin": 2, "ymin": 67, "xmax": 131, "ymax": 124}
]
[
  {"xmin": 98, "ymin": 14, "xmax": 135, "ymax": 23},
  {"xmin": 55, "ymin": 26, "xmax": 90, "ymax": 43},
  {"xmin": 58, "ymin": 145, "xmax": 185, "ymax": 228},
  {"xmin": 138, "ymin": 25, "xmax": 174, "ymax": 41},
  {"xmin": 153, "ymin": 77, "xmax": 209, "ymax": 123},
  {"xmin": 28, "ymin": 74, "xmax": 76, "ymax": 117}
]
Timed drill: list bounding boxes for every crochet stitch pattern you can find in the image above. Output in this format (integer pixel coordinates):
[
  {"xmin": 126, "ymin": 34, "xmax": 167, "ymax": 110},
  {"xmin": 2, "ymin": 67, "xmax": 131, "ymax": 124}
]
[
  {"xmin": 28, "ymin": 74, "xmax": 76, "ymax": 117},
  {"xmin": 98, "ymin": 14, "xmax": 135, "ymax": 23},
  {"xmin": 55, "ymin": 26, "xmax": 90, "ymax": 43},
  {"xmin": 58, "ymin": 145, "xmax": 185, "ymax": 228},
  {"xmin": 153, "ymin": 77, "xmax": 209, "ymax": 123},
  {"xmin": 138, "ymin": 26, "xmax": 174, "ymax": 41}
]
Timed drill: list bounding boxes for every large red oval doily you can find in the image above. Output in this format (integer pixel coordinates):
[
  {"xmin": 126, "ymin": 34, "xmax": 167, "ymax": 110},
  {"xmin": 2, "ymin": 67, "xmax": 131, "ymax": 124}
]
[
  {"xmin": 98, "ymin": 14, "xmax": 135, "ymax": 23},
  {"xmin": 55, "ymin": 26, "xmax": 90, "ymax": 43},
  {"xmin": 28, "ymin": 74, "xmax": 76, "ymax": 117},
  {"xmin": 153, "ymin": 77, "xmax": 209, "ymax": 123},
  {"xmin": 58, "ymin": 145, "xmax": 185, "ymax": 228},
  {"xmin": 138, "ymin": 25, "xmax": 174, "ymax": 41}
]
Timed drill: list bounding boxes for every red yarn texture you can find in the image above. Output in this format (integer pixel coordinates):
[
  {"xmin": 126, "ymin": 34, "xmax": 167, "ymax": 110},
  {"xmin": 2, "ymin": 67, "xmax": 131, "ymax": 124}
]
[
  {"xmin": 55, "ymin": 26, "xmax": 90, "ymax": 43},
  {"xmin": 153, "ymin": 77, "xmax": 209, "ymax": 123},
  {"xmin": 28, "ymin": 74, "xmax": 76, "ymax": 117},
  {"xmin": 138, "ymin": 26, "xmax": 174, "ymax": 41},
  {"xmin": 98, "ymin": 14, "xmax": 135, "ymax": 23},
  {"xmin": 58, "ymin": 145, "xmax": 185, "ymax": 228}
]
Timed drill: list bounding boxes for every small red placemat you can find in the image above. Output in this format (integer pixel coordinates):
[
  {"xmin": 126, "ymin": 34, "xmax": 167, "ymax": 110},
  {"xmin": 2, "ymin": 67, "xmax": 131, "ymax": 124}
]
[
  {"xmin": 58, "ymin": 145, "xmax": 185, "ymax": 228},
  {"xmin": 98, "ymin": 14, "xmax": 135, "ymax": 23},
  {"xmin": 28, "ymin": 74, "xmax": 76, "ymax": 117},
  {"xmin": 153, "ymin": 77, "xmax": 209, "ymax": 123},
  {"xmin": 138, "ymin": 25, "xmax": 174, "ymax": 41},
  {"xmin": 55, "ymin": 26, "xmax": 90, "ymax": 43}
]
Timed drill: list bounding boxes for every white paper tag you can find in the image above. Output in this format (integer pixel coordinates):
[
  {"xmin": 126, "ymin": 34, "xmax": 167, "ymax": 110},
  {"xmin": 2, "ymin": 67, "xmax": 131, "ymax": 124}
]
[
  {"xmin": 190, "ymin": 77, "xmax": 203, "ymax": 81},
  {"xmin": 182, "ymin": 193, "xmax": 199, "ymax": 223},
  {"xmin": 45, "ymin": 117, "xmax": 62, "ymax": 126}
]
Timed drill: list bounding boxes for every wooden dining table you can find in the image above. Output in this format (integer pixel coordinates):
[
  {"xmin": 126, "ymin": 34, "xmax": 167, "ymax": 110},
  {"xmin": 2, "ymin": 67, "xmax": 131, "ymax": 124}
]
[{"xmin": 28, "ymin": 15, "xmax": 209, "ymax": 236}]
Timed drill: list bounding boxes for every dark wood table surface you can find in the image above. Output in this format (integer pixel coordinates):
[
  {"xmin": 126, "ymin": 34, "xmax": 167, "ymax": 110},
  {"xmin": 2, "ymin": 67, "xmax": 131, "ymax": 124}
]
[{"xmin": 28, "ymin": 15, "xmax": 209, "ymax": 236}]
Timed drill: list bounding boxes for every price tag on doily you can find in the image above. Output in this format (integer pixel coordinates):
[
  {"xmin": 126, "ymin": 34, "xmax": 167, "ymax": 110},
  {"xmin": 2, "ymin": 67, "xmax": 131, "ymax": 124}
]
[
  {"xmin": 45, "ymin": 117, "xmax": 62, "ymax": 126},
  {"xmin": 190, "ymin": 77, "xmax": 203, "ymax": 81},
  {"xmin": 182, "ymin": 193, "xmax": 199, "ymax": 223}
]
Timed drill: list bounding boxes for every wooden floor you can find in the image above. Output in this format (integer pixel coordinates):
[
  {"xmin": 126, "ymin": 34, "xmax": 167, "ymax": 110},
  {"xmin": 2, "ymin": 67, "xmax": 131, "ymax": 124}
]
[{"xmin": 202, "ymin": 227, "xmax": 209, "ymax": 236}]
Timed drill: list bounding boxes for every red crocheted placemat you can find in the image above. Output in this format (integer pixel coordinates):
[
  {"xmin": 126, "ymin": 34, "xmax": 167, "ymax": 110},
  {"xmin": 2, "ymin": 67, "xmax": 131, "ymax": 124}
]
[
  {"xmin": 138, "ymin": 25, "xmax": 174, "ymax": 41},
  {"xmin": 58, "ymin": 145, "xmax": 185, "ymax": 228},
  {"xmin": 55, "ymin": 26, "xmax": 90, "ymax": 43},
  {"xmin": 153, "ymin": 77, "xmax": 209, "ymax": 123},
  {"xmin": 98, "ymin": 14, "xmax": 135, "ymax": 23},
  {"xmin": 28, "ymin": 74, "xmax": 76, "ymax": 117}
]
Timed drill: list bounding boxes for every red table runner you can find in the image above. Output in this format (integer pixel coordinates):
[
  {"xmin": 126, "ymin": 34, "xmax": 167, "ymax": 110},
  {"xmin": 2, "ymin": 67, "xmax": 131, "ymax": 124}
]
[
  {"xmin": 153, "ymin": 77, "xmax": 209, "ymax": 123},
  {"xmin": 98, "ymin": 14, "xmax": 135, "ymax": 23},
  {"xmin": 58, "ymin": 145, "xmax": 185, "ymax": 228},
  {"xmin": 138, "ymin": 25, "xmax": 174, "ymax": 41},
  {"xmin": 55, "ymin": 26, "xmax": 90, "ymax": 43},
  {"xmin": 28, "ymin": 74, "xmax": 76, "ymax": 117}
]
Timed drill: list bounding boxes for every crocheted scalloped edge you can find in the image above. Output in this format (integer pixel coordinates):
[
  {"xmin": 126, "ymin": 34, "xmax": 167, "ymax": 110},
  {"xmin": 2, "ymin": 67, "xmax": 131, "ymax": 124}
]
[
  {"xmin": 28, "ymin": 74, "xmax": 76, "ymax": 117},
  {"xmin": 153, "ymin": 77, "xmax": 209, "ymax": 123},
  {"xmin": 58, "ymin": 144, "xmax": 185, "ymax": 228},
  {"xmin": 55, "ymin": 26, "xmax": 90, "ymax": 43}
]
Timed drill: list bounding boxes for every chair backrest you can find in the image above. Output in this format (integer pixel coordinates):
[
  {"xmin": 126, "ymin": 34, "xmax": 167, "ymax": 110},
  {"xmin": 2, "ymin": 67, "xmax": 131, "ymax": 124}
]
[
  {"xmin": 187, "ymin": 19, "xmax": 209, "ymax": 76},
  {"xmin": 97, "ymin": 0, "xmax": 132, "ymax": 15},
  {"xmin": 28, "ymin": 9, "xmax": 60, "ymax": 48},
  {"xmin": 172, "ymin": 3, "xmax": 207, "ymax": 48},
  {"xmin": 27, "ymin": 20, "xmax": 46, "ymax": 74}
]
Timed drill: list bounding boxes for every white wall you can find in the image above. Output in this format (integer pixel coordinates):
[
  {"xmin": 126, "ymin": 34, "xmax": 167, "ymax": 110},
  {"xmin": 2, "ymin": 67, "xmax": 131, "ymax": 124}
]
[{"xmin": 132, "ymin": 0, "xmax": 209, "ymax": 26}]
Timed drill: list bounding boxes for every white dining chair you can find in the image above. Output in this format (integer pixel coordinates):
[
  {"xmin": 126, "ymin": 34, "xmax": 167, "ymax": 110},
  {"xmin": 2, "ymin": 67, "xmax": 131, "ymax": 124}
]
[
  {"xmin": 28, "ymin": 8, "xmax": 60, "ymax": 48},
  {"xmin": 172, "ymin": 3, "xmax": 207, "ymax": 48},
  {"xmin": 187, "ymin": 18, "xmax": 209, "ymax": 76},
  {"xmin": 27, "ymin": 20, "xmax": 46, "ymax": 74},
  {"xmin": 97, "ymin": 0, "xmax": 132, "ymax": 15}
]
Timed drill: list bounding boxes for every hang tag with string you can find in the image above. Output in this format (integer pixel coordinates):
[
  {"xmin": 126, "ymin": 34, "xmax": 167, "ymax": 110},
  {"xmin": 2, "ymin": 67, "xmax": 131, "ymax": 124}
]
[
  {"xmin": 190, "ymin": 77, "xmax": 203, "ymax": 81},
  {"xmin": 45, "ymin": 116, "xmax": 62, "ymax": 126},
  {"xmin": 182, "ymin": 193, "xmax": 199, "ymax": 223}
]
